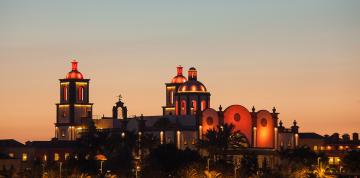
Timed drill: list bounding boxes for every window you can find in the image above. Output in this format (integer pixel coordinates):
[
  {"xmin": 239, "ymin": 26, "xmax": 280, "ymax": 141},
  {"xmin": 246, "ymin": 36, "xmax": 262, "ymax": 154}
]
[
  {"xmin": 169, "ymin": 91, "xmax": 174, "ymax": 105},
  {"xmin": 234, "ymin": 113, "xmax": 241, "ymax": 122},
  {"xmin": 43, "ymin": 154, "xmax": 47, "ymax": 161},
  {"xmin": 181, "ymin": 100, "xmax": 186, "ymax": 115},
  {"xmin": 328, "ymin": 157, "xmax": 341, "ymax": 165},
  {"xmin": 78, "ymin": 87, "xmax": 84, "ymax": 101},
  {"xmin": 313, "ymin": 145, "xmax": 318, "ymax": 151},
  {"xmin": 54, "ymin": 153, "xmax": 60, "ymax": 161},
  {"xmin": 201, "ymin": 100, "xmax": 206, "ymax": 111},
  {"xmin": 22, "ymin": 153, "xmax": 28, "ymax": 161},
  {"xmin": 65, "ymin": 153, "xmax": 70, "ymax": 160},
  {"xmin": 192, "ymin": 100, "xmax": 197, "ymax": 111},
  {"xmin": 63, "ymin": 86, "xmax": 68, "ymax": 101}
]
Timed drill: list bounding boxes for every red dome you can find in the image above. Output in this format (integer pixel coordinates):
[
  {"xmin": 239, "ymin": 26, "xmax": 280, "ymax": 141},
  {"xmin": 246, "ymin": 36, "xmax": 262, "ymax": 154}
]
[
  {"xmin": 178, "ymin": 80, "xmax": 207, "ymax": 93},
  {"xmin": 171, "ymin": 75, "xmax": 187, "ymax": 83},
  {"xmin": 66, "ymin": 60, "xmax": 84, "ymax": 79},
  {"xmin": 171, "ymin": 66, "xmax": 187, "ymax": 84}
]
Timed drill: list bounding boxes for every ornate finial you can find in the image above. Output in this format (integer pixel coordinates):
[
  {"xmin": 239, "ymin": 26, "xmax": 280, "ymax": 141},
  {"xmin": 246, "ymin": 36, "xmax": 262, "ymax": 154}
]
[
  {"xmin": 71, "ymin": 60, "xmax": 78, "ymax": 71},
  {"xmin": 272, "ymin": 107, "xmax": 276, "ymax": 113},
  {"xmin": 117, "ymin": 94, "xmax": 122, "ymax": 101},
  {"xmin": 252, "ymin": 106, "xmax": 256, "ymax": 112},
  {"xmin": 279, "ymin": 120, "xmax": 283, "ymax": 127},
  {"xmin": 293, "ymin": 120, "xmax": 297, "ymax": 126},
  {"xmin": 219, "ymin": 105, "xmax": 222, "ymax": 111}
]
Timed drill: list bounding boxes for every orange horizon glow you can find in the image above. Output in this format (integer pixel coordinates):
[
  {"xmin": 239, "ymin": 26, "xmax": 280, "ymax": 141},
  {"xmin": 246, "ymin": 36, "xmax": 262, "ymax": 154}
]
[{"xmin": 0, "ymin": 1, "xmax": 359, "ymax": 143}]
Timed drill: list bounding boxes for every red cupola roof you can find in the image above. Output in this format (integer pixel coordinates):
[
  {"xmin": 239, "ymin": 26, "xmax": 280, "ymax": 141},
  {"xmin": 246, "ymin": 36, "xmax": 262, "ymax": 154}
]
[
  {"xmin": 66, "ymin": 60, "xmax": 84, "ymax": 79},
  {"xmin": 178, "ymin": 67, "xmax": 208, "ymax": 93},
  {"xmin": 171, "ymin": 66, "xmax": 187, "ymax": 83}
]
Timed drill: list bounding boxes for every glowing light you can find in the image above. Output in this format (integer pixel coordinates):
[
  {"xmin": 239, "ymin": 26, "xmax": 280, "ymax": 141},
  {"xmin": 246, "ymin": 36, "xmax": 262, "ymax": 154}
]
[
  {"xmin": 54, "ymin": 153, "xmax": 60, "ymax": 161},
  {"xmin": 22, "ymin": 153, "xmax": 27, "ymax": 161},
  {"xmin": 65, "ymin": 153, "xmax": 70, "ymax": 160},
  {"xmin": 314, "ymin": 145, "xmax": 318, "ymax": 151},
  {"xmin": 176, "ymin": 131, "xmax": 181, "ymax": 149},
  {"xmin": 160, "ymin": 131, "xmax": 164, "ymax": 144},
  {"xmin": 9, "ymin": 153, "xmax": 14, "ymax": 158}
]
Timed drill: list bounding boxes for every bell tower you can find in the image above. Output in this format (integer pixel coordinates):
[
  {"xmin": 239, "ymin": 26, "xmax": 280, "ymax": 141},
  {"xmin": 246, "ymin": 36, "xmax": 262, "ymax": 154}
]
[{"xmin": 55, "ymin": 60, "xmax": 93, "ymax": 140}]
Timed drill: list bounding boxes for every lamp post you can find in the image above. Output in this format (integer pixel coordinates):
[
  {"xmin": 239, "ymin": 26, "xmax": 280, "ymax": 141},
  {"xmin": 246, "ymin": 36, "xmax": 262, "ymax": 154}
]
[
  {"xmin": 95, "ymin": 154, "xmax": 107, "ymax": 175},
  {"xmin": 59, "ymin": 162, "xmax": 62, "ymax": 178},
  {"xmin": 207, "ymin": 158, "xmax": 210, "ymax": 171}
]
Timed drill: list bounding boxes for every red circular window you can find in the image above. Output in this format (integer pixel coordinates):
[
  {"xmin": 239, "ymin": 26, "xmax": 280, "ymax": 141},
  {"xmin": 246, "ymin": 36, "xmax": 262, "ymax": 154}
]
[
  {"xmin": 206, "ymin": 116, "xmax": 213, "ymax": 125},
  {"xmin": 234, "ymin": 113, "xmax": 241, "ymax": 122},
  {"xmin": 261, "ymin": 118, "xmax": 267, "ymax": 127}
]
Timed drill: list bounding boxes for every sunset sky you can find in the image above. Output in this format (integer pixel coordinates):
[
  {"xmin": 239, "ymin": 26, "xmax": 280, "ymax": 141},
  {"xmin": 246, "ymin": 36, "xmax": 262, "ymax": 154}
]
[{"xmin": 0, "ymin": 1, "xmax": 359, "ymax": 142}]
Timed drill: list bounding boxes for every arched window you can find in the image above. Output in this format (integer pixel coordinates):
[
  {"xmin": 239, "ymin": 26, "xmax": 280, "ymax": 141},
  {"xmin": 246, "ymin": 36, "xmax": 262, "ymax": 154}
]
[
  {"xmin": 170, "ymin": 90, "xmax": 174, "ymax": 105},
  {"xmin": 192, "ymin": 100, "xmax": 197, "ymax": 111},
  {"xmin": 201, "ymin": 100, "xmax": 207, "ymax": 111},
  {"xmin": 78, "ymin": 87, "xmax": 84, "ymax": 101},
  {"xmin": 63, "ymin": 86, "xmax": 68, "ymax": 101},
  {"xmin": 181, "ymin": 100, "xmax": 186, "ymax": 115},
  {"xmin": 175, "ymin": 101, "xmax": 178, "ymax": 115}
]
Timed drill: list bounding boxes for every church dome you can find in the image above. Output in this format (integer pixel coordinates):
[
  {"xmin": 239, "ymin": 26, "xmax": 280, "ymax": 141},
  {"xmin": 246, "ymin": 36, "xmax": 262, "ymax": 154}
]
[
  {"xmin": 172, "ymin": 75, "xmax": 187, "ymax": 83},
  {"xmin": 178, "ymin": 67, "xmax": 207, "ymax": 93},
  {"xmin": 171, "ymin": 66, "xmax": 187, "ymax": 84},
  {"xmin": 178, "ymin": 80, "xmax": 207, "ymax": 93},
  {"xmin": 66, "ymin": 60, "xmax": 84, "ymax": 79}
]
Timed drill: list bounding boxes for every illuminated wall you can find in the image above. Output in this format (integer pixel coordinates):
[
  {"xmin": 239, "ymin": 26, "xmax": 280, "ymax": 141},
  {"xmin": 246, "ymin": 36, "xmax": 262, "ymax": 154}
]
[
  {"xmin": 223, "ymin": 105, "xmax": 252, "ymax": 144},
  {"xmin": 201, "ymin": 108, "xmax": 219, "ymax": 135},
  {"xmin": 256, "ymin": 110, "xmax": 275, "ymax": 148}
]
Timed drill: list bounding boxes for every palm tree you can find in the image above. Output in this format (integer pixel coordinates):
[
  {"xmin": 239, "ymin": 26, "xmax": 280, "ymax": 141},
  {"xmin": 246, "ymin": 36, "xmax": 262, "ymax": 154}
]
[
  {"xmin": 313, "ymin": 162, "xmax": 335, "ymax": 178},
  {"xmin": 204, "ymin": 170, "xmax": 222, "ymax": 178}
]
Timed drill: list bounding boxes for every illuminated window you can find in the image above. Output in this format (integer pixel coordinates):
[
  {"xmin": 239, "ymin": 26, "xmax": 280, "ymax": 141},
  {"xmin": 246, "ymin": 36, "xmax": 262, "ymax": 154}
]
[
  {"xmin": 201, "ymin": 100, "xmax": 206, "ymax": 111},
  {"xmin": 339, "ymin": 146, "xmax": 344, "ymax": 150},
  {"xmin": 43, "ymin": 154, "xmax": 47, "ymax": 161},
  {"xmin": 169, "ymin": 91, "xmax": 174, "ymax": 105},
  {"xmin": 313, "ymin": 145, "xmax": 318, "ymax": 151},
  {"xmin": 65, "ymin": 153, "xmax": 70, "ymax": 160},
  {"xmin": 192, "ymin": 138, "xmax": 196, "ymax": 145},
  {"xmin": 22, "ymin": 153, "xmax": 28, "ymax": 161},
  {"xmin": 181, "ymin": 100, "xmax": 186, "ymax": 115},
  {"xmin": 78, "ymin": 87, "xmax": 84, "ymax": 101},
  {"xmin": 326, "ymin": 146, "xmax": 332, "ymax": 150},
  {"xmin": 63, "ymin": 86, "xmax": 68, "ymax": 101},
  {"xmin": 329, "ymin": 157, "xmax": 341, "ymax": 165},
  {"xmin": 192, "ymin": 100, "xmax": 197, "ymax": 111},
  {"xmin": 9, "ymin": 153, "xmax": 14, "ymax": 158},
  {"xmin": 54, "ymin": 153, "xmax": 60, "ymax": 161},
  {"xmin": 320, "ymin": 146, "xmax": 325, "ymax": 150},
  {"xmin": 184, "ymin": 139, "xmax": 188, "ymax": 145}
]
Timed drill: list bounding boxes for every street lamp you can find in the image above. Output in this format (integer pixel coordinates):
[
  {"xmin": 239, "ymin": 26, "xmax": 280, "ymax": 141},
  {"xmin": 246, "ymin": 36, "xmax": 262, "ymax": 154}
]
[
  {"xmin": 95, "ymin": 154, "xmax": 107, "ymax": 174},
  {"xmin": 59, "ymin": 162, "xmax": 62, "ymax": 178}
]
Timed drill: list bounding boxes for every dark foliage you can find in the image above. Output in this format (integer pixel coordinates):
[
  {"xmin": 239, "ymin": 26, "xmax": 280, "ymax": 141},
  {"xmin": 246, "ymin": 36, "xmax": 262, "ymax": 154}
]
[
  {"xmin": 343, "ymin": 150, "xmax": 360, "ymax": 172},
  {"xmin": 142, "ymin": 144, "xmax": 202, "ymax": 177}
]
